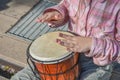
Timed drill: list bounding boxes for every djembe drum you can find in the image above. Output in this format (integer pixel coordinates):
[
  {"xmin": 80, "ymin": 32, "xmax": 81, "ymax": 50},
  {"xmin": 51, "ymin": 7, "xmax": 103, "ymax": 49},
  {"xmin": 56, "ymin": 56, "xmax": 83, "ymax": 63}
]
[{"xmin": 27, "ymin": 31, "xmax": 80, "ymax": 80}]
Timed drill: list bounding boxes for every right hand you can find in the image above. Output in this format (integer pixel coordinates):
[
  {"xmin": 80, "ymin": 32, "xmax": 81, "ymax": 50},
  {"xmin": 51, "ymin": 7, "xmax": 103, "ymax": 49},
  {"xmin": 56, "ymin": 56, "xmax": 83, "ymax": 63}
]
[{"xmin": 37, "ymin": 11, "xmax": 64, "ymax": 27}]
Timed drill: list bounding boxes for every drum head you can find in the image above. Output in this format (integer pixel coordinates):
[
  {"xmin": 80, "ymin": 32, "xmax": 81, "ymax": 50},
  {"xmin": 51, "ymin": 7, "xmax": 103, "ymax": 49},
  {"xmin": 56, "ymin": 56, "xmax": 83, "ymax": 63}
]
[{"xmin": 29, "ymin": 31, "xmax": 74, "ymax": 64}]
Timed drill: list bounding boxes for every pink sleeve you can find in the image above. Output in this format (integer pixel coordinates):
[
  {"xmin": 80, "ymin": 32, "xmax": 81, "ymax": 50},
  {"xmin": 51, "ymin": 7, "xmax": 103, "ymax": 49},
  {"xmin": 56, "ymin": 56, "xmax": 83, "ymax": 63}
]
[
  {"xmin": 43, "ymin": 0, "xmax": 69, "ymax": 26},
  {"xmin": 85, "ymin": 11, "xmax": 120, "ymax": 66},
  {"xmin": 115, "ymin": 11, "xmax": 120, "ymax": 64}
]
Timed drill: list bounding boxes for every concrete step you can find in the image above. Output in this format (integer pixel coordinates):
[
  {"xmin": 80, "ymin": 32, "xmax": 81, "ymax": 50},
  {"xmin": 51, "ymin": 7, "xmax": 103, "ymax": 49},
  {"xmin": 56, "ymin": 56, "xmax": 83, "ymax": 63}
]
[{"xmin": 0, "ymin": 76, "xmax": 8, "ymax": 80}]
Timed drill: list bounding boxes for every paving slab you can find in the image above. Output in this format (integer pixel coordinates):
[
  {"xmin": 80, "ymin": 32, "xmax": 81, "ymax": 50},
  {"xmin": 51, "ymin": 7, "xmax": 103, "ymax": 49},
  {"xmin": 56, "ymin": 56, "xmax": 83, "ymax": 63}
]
[
  {"xmin": 0, "ymin": 0, "xmax": 38, "ymax": 19},
  {"xmin": 0, "ymin": 0, "xmax": 37, "ymax": 68},
  {"xmin": 0, "ymin": 14, "xmax": 17, "ymax": 33},
  {"xmin": 0, "ymin": 33, "xmax": 29, "ymax": 67},
  {"xmin": 0, "ymin": 76, "xmax": 8, "ymax": 80}
]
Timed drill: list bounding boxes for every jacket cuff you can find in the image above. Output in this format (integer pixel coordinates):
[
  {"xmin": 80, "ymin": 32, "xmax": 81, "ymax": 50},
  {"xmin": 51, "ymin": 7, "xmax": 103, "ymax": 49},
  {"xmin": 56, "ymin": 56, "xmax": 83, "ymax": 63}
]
[
  {"xmin": 43, "ymin": 5, "xmax": 66, "ymax": 21},
  {"xmin": 85, "ymin": 37, "xmax": 97, "ymax": 57}
]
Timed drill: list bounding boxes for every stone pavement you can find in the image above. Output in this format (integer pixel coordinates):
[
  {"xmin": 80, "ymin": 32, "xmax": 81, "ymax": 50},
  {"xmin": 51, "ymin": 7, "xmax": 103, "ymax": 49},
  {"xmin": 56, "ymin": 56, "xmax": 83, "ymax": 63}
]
[
  {"xmin": 0, "ymin": 0, "xmax": 37, "ymax": 68},
  {"xmin": 0, "ymin": 0, "xmax": 120, "ymax": 80},
  {"xmin": 0, "ymin": 0, "xmax": 39, "ymax": 79}
]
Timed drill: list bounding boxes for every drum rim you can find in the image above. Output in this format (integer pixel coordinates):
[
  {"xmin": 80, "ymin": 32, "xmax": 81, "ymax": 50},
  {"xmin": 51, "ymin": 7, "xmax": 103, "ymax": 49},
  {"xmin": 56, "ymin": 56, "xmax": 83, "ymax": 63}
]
[
  {"xmin": 27, "ymin": 42, "xmax": 75, "ymax": 64},
  {"xmin": 30, "ymin": 52, "xmax": 74, "ymax": 64}
]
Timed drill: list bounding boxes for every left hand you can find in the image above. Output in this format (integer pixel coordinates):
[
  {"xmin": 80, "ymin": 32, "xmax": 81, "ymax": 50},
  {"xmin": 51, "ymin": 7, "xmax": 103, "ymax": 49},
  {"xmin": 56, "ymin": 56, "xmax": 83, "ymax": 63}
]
[{"xmin": 56, "ymin": 33, "xmax": 92, "ymax": 53}]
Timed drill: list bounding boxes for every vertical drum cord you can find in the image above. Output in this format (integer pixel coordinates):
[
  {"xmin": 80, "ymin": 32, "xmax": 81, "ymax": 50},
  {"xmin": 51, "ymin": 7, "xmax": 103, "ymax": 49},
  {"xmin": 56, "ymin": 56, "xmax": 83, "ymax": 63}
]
[{"xmin": 27, "ymin": 56, "xmax": 41, "ymax": 80}]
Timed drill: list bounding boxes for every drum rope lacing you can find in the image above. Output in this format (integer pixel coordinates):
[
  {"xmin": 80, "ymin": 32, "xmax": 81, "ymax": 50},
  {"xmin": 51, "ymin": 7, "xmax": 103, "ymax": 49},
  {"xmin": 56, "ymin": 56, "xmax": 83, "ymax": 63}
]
[
  {"xmin": 27, "ymin": 53, "xmax": 80, "ymax": 80},
  {"xmin": 27, "ymin": 55, "xmax": 79, "ymax": 75}
]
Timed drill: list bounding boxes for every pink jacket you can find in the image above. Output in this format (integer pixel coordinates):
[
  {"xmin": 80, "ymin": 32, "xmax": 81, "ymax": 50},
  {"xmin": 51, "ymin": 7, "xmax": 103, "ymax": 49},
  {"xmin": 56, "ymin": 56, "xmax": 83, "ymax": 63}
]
[{"xmin": 45, "ymin": 0, "xmax": 120, "ymax": 66}]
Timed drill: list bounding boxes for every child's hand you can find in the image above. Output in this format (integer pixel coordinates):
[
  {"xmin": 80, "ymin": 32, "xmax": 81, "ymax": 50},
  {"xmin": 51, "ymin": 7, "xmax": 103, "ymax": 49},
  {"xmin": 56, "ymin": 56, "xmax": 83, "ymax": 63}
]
[
  {"xmin": 37, "ymin": 11, "xmax": 64, "ymax": 27},
  {"xmin": 56, "ymin": 33, "xmax": 92, "ymax": 53}
]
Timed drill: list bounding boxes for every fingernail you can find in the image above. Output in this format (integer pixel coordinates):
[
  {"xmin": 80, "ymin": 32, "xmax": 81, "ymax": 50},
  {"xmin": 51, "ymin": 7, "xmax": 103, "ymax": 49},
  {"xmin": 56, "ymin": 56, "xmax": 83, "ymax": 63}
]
[
  {"xmin": 60, "ymin": 42, "xmax": 64, "ymax": 45},
  {"xmin": 56, "ymin": 39, "xmax": 61, "ymax": 43},
  {"xmin": 59, "ymin": 33, "xmax": 63, "ymax": 37},
  {"xmin": 55, "ymin": 15, "xmax": 58, "ymax": 19},
  {"xmin": 48, "ymin": 23, "xmax": 52, "ymax": 26},
  {"xmin": 67, "ymin": 48, "xmax": 71, "ymax": 52}
]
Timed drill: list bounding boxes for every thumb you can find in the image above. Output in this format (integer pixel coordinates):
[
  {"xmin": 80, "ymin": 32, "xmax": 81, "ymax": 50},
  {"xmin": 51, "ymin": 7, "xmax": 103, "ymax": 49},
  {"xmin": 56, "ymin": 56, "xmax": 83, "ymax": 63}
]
[{"xmin": 54, "ymin": 14, "xmax": 62, "ymax": 20}]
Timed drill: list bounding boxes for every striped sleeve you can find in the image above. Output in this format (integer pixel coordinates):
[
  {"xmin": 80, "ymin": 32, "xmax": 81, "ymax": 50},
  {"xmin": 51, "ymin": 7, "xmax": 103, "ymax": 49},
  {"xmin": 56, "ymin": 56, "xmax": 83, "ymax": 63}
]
[
  {"xmin": 86, "ymin": 10, "xmax": 120, "ymax": 66},
  {"xmin": 115, "ymin": 10, "xmax": 120, "ymax": 63},
  {"xmin": 43, "ymin": 0, "xmax": 69, "ymax": 26}
]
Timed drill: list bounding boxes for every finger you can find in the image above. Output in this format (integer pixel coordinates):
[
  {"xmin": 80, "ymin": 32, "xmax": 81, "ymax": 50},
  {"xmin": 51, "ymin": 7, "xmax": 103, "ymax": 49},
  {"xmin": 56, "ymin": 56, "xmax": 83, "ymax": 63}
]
[
  {"xmin": 59, "ymin": 33, "xmax": 74, "ymax": 40},
  {"xmin": 67, "ymin": 48, "xmax": 72, "ymax": 52},
  {"xmin": 45, "ymin": 14, "xmax": 62, "ymax": 23},
  {"xmin": 54, "ymin": 14, "xmax": 62, "ymax": 20},
  {"xmin": 48, "ymin": 23, "xmax": 56, "ymax": 28},
  {"xmin": 67, "ymin": 48, "xmax": 77, "ymax": 52},
  {"xmin": 44, "ymin": 18, "xmax": 62, "ymax": 28},
  {"xmin": 56, "ymin": 39, "xmax": 63, "ymax": 44},
  {"xmin": 37, "ymin": 13, "xmax": 62, "ymax": 24},
  {"xmin": 56, "ymin": 39, "xmax": 75, "ymax": 48},
  {"xmin": 37, "ymin": 14, "xmax": 48, "ymax": 22},
  {"xmin": 56, "ymin": 39, "xmax": 64, "ymax": 46},
  {"xmin": 42, "ymin": 14, "xmax": 52, "ymax": 22},
  {"xmin": 50, "ymin": 18, "xmax": 63, "ymax": 24},
  {"xmin": 47, "ymin": 20, "xmax": 62, "ymax": 28}
]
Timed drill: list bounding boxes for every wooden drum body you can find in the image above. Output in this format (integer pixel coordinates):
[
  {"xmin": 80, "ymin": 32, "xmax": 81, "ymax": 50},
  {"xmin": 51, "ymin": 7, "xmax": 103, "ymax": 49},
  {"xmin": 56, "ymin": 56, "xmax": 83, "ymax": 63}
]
[{"xmin": 27, "ymin": 31, "xmax": 80, "ymax": 80}]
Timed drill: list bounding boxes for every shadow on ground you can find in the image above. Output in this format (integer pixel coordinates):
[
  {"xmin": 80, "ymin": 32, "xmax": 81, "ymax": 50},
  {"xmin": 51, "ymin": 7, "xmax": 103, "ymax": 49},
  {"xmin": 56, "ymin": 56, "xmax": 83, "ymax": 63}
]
[{"xmin": 0, "ymin": 0, "xmax": 12, "ymax": 11}]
